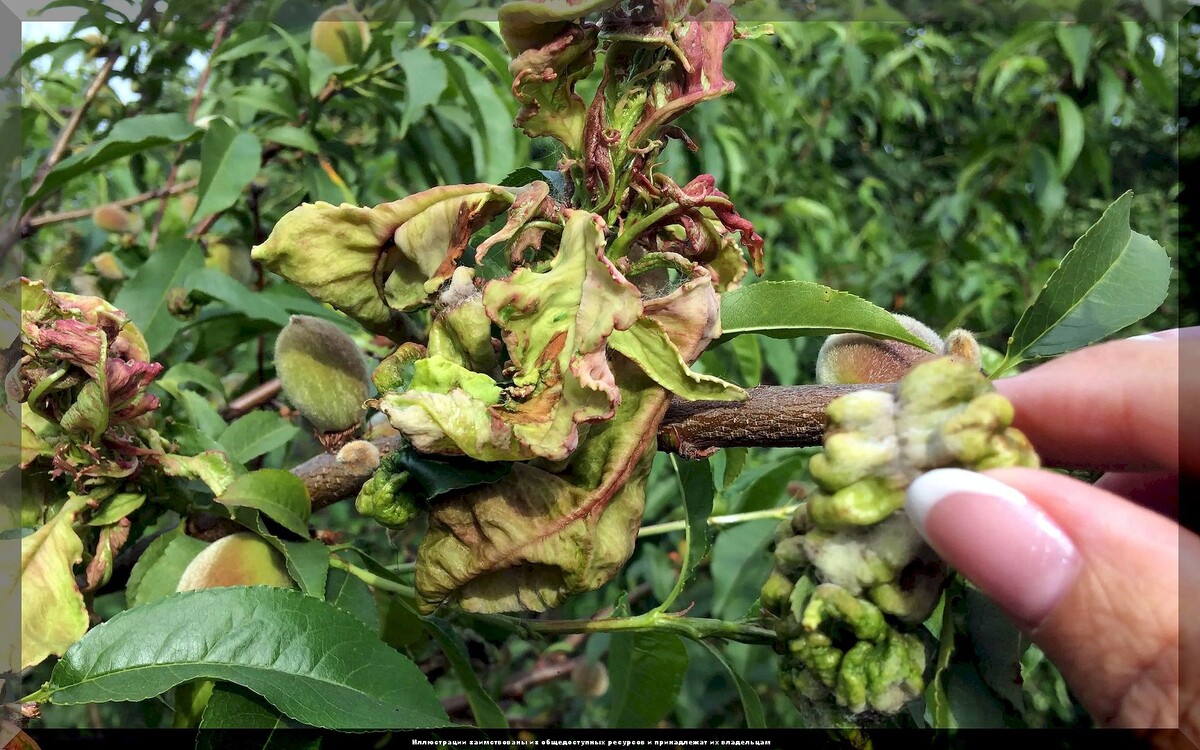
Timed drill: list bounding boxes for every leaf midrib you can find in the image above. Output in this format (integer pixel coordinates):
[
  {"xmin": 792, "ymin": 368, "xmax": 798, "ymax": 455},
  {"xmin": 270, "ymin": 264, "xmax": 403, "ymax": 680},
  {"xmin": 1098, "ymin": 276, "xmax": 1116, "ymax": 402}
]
[{"xmin": 54, "ymin": 658, "xmax": 443, "ymax": 728}]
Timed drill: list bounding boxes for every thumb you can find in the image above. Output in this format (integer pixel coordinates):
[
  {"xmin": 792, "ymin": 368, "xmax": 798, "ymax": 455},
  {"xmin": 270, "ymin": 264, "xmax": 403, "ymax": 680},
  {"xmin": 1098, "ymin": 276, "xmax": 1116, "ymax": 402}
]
[{"xmin": 905, "ymin": 467, "xmax": 1197, "ymax": 736}]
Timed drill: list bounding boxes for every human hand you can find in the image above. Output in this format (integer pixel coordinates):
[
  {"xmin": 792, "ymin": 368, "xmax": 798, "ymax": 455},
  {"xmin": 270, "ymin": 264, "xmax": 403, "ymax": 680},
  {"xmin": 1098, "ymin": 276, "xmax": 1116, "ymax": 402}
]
[{"xmin": 903, "ymin": 329, "xmax": 1197, "ymax": 742}]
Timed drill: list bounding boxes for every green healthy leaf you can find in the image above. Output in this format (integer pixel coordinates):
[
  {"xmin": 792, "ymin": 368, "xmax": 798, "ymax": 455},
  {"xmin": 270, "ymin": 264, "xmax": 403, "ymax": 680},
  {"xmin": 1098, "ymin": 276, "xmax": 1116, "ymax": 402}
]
[
  {"xmin": 658, "ymin": 457, "xmax": 715, "ymax": 612},
  {"xmin": 396, "ymin": 47, "xmax": 449, "ymax": 138},
  {"xmin": 607, "ymin": 631, "xmax": 688, "ymax": 728},
  {"xmin": 423, "ymin": 618, "xmax": 508, "ymax": 728},
  {"xmin": 186, "ymin": 268, "xmax": 292, "ymax": 327},
  {"xmin": 160, "ymin": 363, "xmax": 227, "ymax": 405},
  {"xmin": 217, "ymin": 470, "xmax": 311, "ymax": 538},
  {"xmin": 280, "ymin": 539, "xmax": 330, "ymax": 599},
  {"xmin": 500, "ymin": 166, "xmax": 569, "ymax": 199},
  {"xmin": 1000, "ymin": 191, "xmax": 1170, "ymax": 371},
  {"xmin": 218, "ymin": 411, "xmax": 301, "ymax": 465},
  {"xmin": 698, "ymin": 641, "xmax": 766, "ymax": 728},
  {"xmin": 377, "ymin": 591, "xmax": 429, "ymax": 650},
  {"xmin": 324, "ymin": 560, "xmax": 377, "ymax": 629},
  {"xmin": 926, "ymin": 590, "xmax": 957, "ymax": 728},
  {"xmin": 114, "ymin": 238, "xmax": 206, "ymax": 356},
  {"xmin": 442, "ymin": 54, "xmax": 517, "ymax": 183},
  {"xmin": 448, "ymin": 34, "xmax": 514, "ymax": 85},
  {"xmin": 261, "ymin": 125, "xmax": 320, "ymax": 154},
  {"xmin": 12, "ymin": 494, "xmax": 90, "ymax": 670},
  {"xmin": 730, "ymin": 335, "xmax": 763, "ymax": 388},
  {"xmin": 609, "ymin": 319, "xmax": 746, "ymax": 402},
  {"xmin": 85, "ymin": 493, "xmax": 145, "ymax": 526},
  {"xmin": 270, "ymin": 23, "xmax": 311, "ymax": 97},
  {"xmin": 199, "ymin": 683, "xmax": 303, "ymax": 734},
  {"xmin": 963, "ymin": 587, "xmax": 1025, "ymax": 709},
  {"xmin": 711, "ymin": 520, "xmax": 776, "ymax": 620},
  {"xmin": 391, "ymin": 443, "xmax": 512, "ymax": 503},
  {"xmin": 716, "ymin": 281, "xmax": 936, "ymax": 351},
  {"xmin": 719, "ymin": 447, "xmax": 748, "ymax": 490},
  {"xmin": 1055, "ymin": 25, "xmax": 1092, "ymax": 89},
  {"xmin": 125, "ymin": 527, "xmax": 209, "ymax": 608},
  {"xmin": 213, "ymin": 34, "xmax": 289, "ymax": 64},
  {"xmin": 192, "ymin": 120, "xmax": 263, "ymax": 221},
  {"xmin": 175, "ymin": 391, "xmax": 229, "ymax": 439},
  {"xmin": 229, "ymin": 82, "xmax": 299, "ymax": 121},
  {"xmin": 25, "ymin": 114, "xmax": 201, "ymax": 210},
  {"xmin": 1097, "ymin": 63, "xmax": 1124, "ymax": 122},
  {"xmin": 943, "ymin": 663, "xmax": 1010, "ymax": 728},
  {"xmin": 1054, "ymin": 94, "xmax": 1084, "ymax": 177},
  {"xmin": 44, "ymin": 587, "xmax": 451, "ymax": 729}
]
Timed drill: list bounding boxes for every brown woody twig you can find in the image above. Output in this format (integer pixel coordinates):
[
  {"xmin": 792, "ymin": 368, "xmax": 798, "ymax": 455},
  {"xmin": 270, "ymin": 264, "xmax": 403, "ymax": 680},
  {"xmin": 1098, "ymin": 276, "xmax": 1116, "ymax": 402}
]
[
  {"xmin": 25, "ymin": 179, "xmax": 199, "ymax": 231},
  {"xmin": 293, "ymin": 383, "xmax": 884, "ymax": 511}
]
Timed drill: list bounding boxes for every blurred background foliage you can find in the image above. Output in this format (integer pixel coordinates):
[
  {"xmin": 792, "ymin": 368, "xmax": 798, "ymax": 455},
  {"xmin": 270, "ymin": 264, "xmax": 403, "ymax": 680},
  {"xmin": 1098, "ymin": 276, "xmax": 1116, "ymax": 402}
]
[{"xmin": 8, "ymin": 0, "xmax": 1188, "ymax": 730}]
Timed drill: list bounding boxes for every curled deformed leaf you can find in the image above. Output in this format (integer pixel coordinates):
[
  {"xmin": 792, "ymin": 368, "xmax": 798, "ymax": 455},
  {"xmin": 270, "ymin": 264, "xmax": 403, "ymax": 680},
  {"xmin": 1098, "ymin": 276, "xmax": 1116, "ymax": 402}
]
[
  {"xmin": 415, "ymin": 360, "xmax": 666, "ymax": 613},
  {"xmin": 636, "ymin": 256, "xmax": 722, "ymax": 361},
  {"xmin": 510, "ymin": 24, "xmax": 599, "ymax": 152},
  {"xmin": 608, "ymin": 318, "xmax": 744, "ymax": 401},
  {"xmin": 426, "ymin": 268, "xmax": 498, "ymax": 375},
  {"xmin": 481, "ymin": 209, "xmax": 643, "ymax": 460},
  {"xmin": 11, "ymin": 494, "xmax": 91, "ymax": 671},
  {"xmin": 498, "ymin": 0, "xmax": 619, "ymax": 55},
  {"xmin": 251, "ymin": 185, "xmax": 515, "ymax": 335},
  {"xmin": 627, "ymin": 3, "xmax": 738, "ymax": 147},
  {"xmin": 375, "ymin": 355, "xmax": 516, "ymax": 460},
  {"xmin": 474, "ymin": 181, "xmax": 559, "ymax": 264}
]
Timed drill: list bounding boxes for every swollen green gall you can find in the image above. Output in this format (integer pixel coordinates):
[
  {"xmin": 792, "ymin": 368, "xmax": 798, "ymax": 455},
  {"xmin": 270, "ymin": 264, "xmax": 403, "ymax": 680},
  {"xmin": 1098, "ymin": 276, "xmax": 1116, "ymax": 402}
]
[
  {"xmin": 355, "ymin": 451, "xmax": 420, "ymax": 529},
  {"xmin": 763, "ymin": 357, "xmax": 1039, "ymax": 722},
  {"xmin": 815, "ymin": 314, "xmax": 982, "ymax": 385},
  {"xmin": 274, "ymin": 315, "xmax": 369, "ymax": 438}
]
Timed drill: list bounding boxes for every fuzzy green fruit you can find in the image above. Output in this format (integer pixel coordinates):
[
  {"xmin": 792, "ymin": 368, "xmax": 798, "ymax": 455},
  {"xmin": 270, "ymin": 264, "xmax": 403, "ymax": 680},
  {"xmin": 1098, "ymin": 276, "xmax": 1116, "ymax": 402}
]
[
  {"xmin": 816, "ymin": 314, "xmax": 982, "ymax": 385},
  {"xmin": 205, "ymin": 241, "xmax": 255, "ymax": 286},
  {"xmin": 91, "ymin": 204, "xmax": 142, "ymax": 234},
  {"xmin": 310, "ymin": 5, "xmax": 371, "ymax": 66},
  {"xmin": 176, "ymin": 533, "xmax": 294, "ymax": 591},
  {"xmin": 275, "ymin": 314, "xmax": 369, "ymax": 434}
]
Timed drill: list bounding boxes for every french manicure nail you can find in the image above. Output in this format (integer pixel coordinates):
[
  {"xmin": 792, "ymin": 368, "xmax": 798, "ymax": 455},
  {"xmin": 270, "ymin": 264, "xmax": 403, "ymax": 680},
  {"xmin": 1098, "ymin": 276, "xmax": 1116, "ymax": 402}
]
[{"xmin": 906, "ymin": 468, "xmax": 1080, "ymax": 627}]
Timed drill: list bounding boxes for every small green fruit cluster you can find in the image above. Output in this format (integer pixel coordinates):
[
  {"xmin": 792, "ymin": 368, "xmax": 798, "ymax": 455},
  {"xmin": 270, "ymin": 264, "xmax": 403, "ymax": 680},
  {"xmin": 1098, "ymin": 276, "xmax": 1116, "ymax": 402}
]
[{"xmin": 762, "ymin": 357, "xmax": 1039, "ymax": 721}]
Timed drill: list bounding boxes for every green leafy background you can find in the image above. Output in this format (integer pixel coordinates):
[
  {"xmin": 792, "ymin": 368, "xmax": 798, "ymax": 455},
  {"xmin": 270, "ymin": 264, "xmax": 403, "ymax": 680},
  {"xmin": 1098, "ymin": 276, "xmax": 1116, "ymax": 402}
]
[{"xmin": 8, "ymin": 0, "xmax": 1188, "ymax": 732}]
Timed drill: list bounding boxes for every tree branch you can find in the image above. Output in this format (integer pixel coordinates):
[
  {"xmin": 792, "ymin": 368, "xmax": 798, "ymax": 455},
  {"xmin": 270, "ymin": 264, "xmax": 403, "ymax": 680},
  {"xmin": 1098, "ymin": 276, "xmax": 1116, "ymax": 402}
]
[
  {"xmin": 293, "ymin": 383, "xmax": 885, "ymax": 510},
  {"xmin": 25, "ymin": 179, "xmax": 199, "ymax": 230},
  {"xmin": 147, "ymin": 0, "xmax": 242, "ymax": 249},
  {"xmin": 441, "ymin": 657, "xmax": 581, "ymax": 716},
  {"xmin": 1, "ymin": 0, "xmax": 158, "ymax": 259}
]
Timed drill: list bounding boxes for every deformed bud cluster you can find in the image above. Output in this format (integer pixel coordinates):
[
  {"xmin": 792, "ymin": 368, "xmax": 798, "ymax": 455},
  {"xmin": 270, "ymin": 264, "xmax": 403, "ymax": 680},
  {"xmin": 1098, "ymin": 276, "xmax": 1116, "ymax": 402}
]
[{"xmin": 761, "ymin": 357, "xmax": 1039, "ymax": 721}]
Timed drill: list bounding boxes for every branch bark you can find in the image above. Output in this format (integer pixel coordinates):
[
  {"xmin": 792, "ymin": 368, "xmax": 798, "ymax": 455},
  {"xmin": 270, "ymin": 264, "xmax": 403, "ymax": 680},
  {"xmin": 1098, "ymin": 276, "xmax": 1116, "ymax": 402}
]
[
  {"xmin": 293, "ymin": 383, "xmax": 886, "ymax": 510},
  {"xmin": 25, "ymin": 179, "xmax": 199, "ymax": 230}
]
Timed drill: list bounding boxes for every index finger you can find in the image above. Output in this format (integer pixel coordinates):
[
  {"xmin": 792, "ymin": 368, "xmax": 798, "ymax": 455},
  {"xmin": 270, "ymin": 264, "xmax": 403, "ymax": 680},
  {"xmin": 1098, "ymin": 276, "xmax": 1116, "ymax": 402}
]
[{"xmin": 993, "ymin": 328, "xmax": 1192, "ymax": 475}]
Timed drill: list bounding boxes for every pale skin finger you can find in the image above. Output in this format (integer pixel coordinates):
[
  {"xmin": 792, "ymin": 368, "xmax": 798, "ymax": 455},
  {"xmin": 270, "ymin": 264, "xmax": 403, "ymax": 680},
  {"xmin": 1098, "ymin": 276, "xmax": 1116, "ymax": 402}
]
[
  {"xmin": 906, "ymin": 467, "xmax": 1196, "ymax": 740},
  {"xmin": 993, "ymin": 329, "xmax": 1192, "ymax": 475}
]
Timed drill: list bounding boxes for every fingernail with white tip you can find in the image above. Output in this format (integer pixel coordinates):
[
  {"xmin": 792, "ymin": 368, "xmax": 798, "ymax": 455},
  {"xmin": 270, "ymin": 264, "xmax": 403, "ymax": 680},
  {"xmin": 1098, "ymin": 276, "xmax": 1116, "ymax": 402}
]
[
  {"xmin": 906, "ymin": 468, "xmax": 1080, "ymax": 628},
  {"xmin": 1128, "ymin": 329, "xmax": 1179, "ymax": 343}
]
